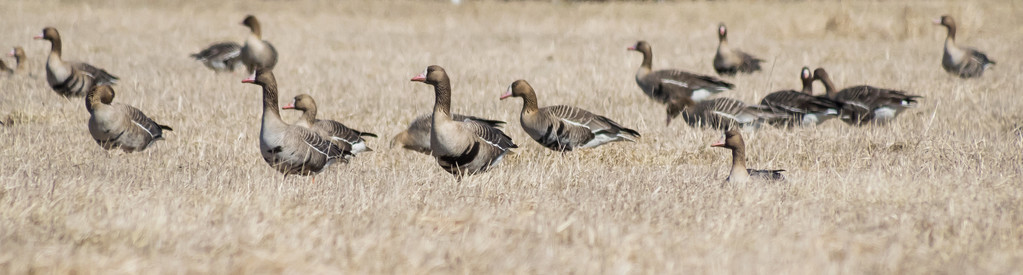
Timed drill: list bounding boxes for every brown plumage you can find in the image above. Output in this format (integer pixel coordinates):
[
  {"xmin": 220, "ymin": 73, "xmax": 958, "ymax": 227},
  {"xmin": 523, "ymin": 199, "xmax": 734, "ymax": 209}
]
[
  {"xmin": 674, "ymin": 97, "xmax": 777, "ymax": 130},
  {"xmin": 759, "ymin": 67, "xmax": 841, "ymax": 127},
  {"xmin": 392, "ymin": 114, "xmax": 505, "ymax": 155},
  {"xmin": 10, "ymin": 47, "xmax": 26, "ymax": 73},
  {"xmin": 934, "ymin": 15, "xmax": 994, "ymax": 78},
  {"xmin": 411, "ymin": 65, "xmax": 516, "ymax": 178},
  {"xmin": 282, "ymin": 94, "xmax": 376, "ymax": 156},
  {"xmin": 86, "ymin": 85, "xmax": 172, "ymax": 152},
  {"xmin": 813, "ymin": 68, "xmax": 921, "ymax": 126},
  {"xmin": 242, "ymin": 69, "xmax": 351, "ymax": 176},
  {"xmin": 0, "ymin": 59, "xmax": 11, "ymax": 75},
  {"xmin": 713, "ymin": 23, "xmax": 764, "ymax": 76},
  {"xmin": 240, "ymin": 15, "xmax": 278, "ymax": 73},
  {"xmin": 711, "ymin": 129, "xmax": 784, "ymax": 183},
  {"xmin": 35, "ymin": 27, "xmax": 119, "ymax": 97},
  {"xmin": 500, "ymin": 79, "xmax": 640, "ymax": 151},
  {"xmin": 629, "ymin": 41, "xmax": 735, "ymax": 125},
  {"xmin": 192, "ymin": 42, "xmax": 242, "ymax": 72}
]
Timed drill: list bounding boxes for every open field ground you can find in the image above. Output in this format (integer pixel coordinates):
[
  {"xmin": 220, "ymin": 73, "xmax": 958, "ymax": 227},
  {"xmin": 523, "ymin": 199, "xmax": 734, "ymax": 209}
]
[{"xmin": 2, "ymin": 0, "xmax": 1022, "ymax": 273}]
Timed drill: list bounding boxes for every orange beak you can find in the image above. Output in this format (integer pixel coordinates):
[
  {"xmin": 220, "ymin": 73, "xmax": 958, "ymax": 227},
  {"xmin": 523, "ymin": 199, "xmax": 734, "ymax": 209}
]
[
  {"xmin": 241, "ymin": 71, "xmax": 256, "ymax": 83},
  {"xmin": 410, "ymin": 73, "xmax": 426, "ymax": 82}
]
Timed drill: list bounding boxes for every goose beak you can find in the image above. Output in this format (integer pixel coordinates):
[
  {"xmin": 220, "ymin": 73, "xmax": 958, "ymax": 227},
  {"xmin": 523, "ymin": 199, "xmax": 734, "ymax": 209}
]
[
  {"xmin": 627, "ymin": 46, "xmax": 636, "ymax": 51},
  {"xmin": 6, "ymin": 50, "xmax": 13, "ymax": 57},
  {"xmin": 499, "ymin": 90, "xmax": 512, "ymax": 100},
  {"xmin": 241, "ymin": 72, "xmax": 256, "ymax": 83},
  {"xmin": 281, "ymin": 103, "xmax": 296, "ymax": 109},
  {"xmin": 410, "ymin": 73, "xmax": 426, "ymax": 82},
  {"xmin": 932, "ymin": 19, "xmax": 942, "ymax": 25},
  {"xmin": 711, "ymin": 137, "xmax": 725, "ymax": 147},
  {"xmin": 33, "ymin": 34, "xmax": 43, "ymax": 40}
]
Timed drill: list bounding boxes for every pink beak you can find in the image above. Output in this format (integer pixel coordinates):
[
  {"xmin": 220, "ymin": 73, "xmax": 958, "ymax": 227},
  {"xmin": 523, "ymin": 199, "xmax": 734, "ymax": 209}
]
[
  {"xmin": 710, "ymin": 138, "xmax": 725, "ymax": 147},
  {"xmin": 499, "ymin": 90, "xmax": 512, "ymax": 100},
  {"xmin": 6, "ymin": 50, "xmax": 13, "ymax": 57},
  {"xmin": 932, "ymin": 19, "xmax": 942, "ymax": 24},
  {"xmin": 33, "ymin": 34, "xmax": 43, "ymax": 40},
  {"xmin": 410, "ymin": 73, "xmax": 426, "ymax": 82},
  {"xmin": 241, "ymin": 72, "xmax": 256, "ymax": 83},
  {"xmin": 281, "ymin": 103, "xmax": 296, "ymax": 109},
  {"xmin": 627, "ymin": 46, "xmax": 636, "ymax": 51}
]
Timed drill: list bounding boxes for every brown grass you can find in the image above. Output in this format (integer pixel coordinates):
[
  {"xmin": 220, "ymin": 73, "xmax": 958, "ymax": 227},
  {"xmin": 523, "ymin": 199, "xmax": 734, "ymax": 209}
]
[{"xmin": 1, "ymin": 0, "xmax": 1022, "ymax": 273}]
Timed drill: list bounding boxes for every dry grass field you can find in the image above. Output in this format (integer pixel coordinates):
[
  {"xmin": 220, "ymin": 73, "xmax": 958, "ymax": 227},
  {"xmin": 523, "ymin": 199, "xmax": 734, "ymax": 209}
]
[{"xmin": 2, "ymin": 0, "xmax": 1022, "ymax": 273}]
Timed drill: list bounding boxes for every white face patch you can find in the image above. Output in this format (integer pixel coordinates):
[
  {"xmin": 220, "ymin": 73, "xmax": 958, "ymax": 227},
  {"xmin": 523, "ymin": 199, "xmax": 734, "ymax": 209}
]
[
  {"xmin": 802, "ymin": 69, "xmax": 811, "ymax": 79},
  {"xmin": 719, "ymin": 26, "xmax": 726, "ymax": 35}
]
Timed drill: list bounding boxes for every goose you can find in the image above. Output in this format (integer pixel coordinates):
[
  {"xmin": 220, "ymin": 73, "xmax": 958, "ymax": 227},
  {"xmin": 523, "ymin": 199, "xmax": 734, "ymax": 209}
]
[
  {"xmin": 281, "ymin": 94, "xmax": 377, "ymax": 155},
  {"xmin": 675, "ymin": 97, "xmax": 776, "ymax": 130},
  {"xmin": 813, "ymin": 68, "xmax": 921, "ymax": 125},
  {"xmin": 240, "ymin": 15, "xmax": 278, "ymax": 73},
  {"xmin": 86, "ymin": 85, "xmax": 172, "ymax": 152},
  {"xmin": 629, "ymin": 41, "xmax": 735, "ymax": 125},
  {"xmin": 35, "ymin": 27, "xmax": 119, "ymax": 98},
  {"xmin": 242, "ymin": 69, "xmax": 352, "ymax": 177},
  {"xmin": 500, "ymin": 79, "xmax": 640, "ymax": 151},
  {"xmin": 411, "ymin": 65, "xmax": 516, "ymax": 178},
  {"xmin": 10, "ymin": 47, "xmax": 26, "ymax": 73},
  {"xmin": 934, "ymin": 15, "xmax": 994, "ymax": 78},
  {"xmin": 191, "ymin": 42, "xmax": 242, "ymax": 72},
  {"xmin": 711, "ymin": 129, "xmax": 784, "ymax": 183},
  {"xmin": 391, "ymin": 114, "xmax": 505, "ymax": 155},
  {"xmin": 713, "ymin": 23, "xmax": 765, "ymax": 76},
  {"xmin": 759, "ymin": 67, "xmax": 840, "ymax": 127}
]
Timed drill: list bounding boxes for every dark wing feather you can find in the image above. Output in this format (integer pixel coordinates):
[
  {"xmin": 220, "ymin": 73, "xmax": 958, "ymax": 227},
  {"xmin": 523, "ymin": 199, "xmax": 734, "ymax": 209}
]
[
  {"xmin": 192, "ymin": 42, "xmax": 241, "ymax": 61},
  {"xmin": 297, "ymin": 127, "xmax": 351, "ymax": 162},
  {"xmin": 737, "ymin": 51, "xmax": 764, "ymax": 72},
  {"xmin": 748, "ymin": 169, "xmax": 785, "ymax": 181},
  {"xmin": 71, "ymin": 62, "xmax": 118, "ymax": 86},
  {"xmin": 461, "ymin": 120, "xmax": 517, "ymax": 151},
  {"xmin": 117, "ymin": 104, "xmax": 166, "ymax": 139},
  {"xmin": 313, "ymin": 119, "xmax": 366, "ymax": 145},
  {"xmin": 452, "ymin": 114, "xmax": 505, "ymax": 128}
]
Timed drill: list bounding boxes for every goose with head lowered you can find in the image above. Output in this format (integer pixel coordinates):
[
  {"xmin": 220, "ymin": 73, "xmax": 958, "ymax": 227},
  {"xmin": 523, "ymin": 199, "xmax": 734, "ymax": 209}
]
[
  {"xmin": 35, "ymin": 27, "xmax": 118, "ymax": 97},
  {"xmin": 711, "ymin": 129, "xmax": 784, "ymax": 183},
  {"xmin": 674, "ymin": 96, "xmax": 777, "ymax": 130},
  {"xmin": 192, "ymin": 42, "xmax": 242, "ymax": 72},
  {"xmin": 242, "ymin": 69, "xmax": 352, "ymax": 177},
  {"xmin": 934, "ymin": 15, "xmax": 994, "ymax": 78},
  {"xmin": 411, "ymin": 65, "xmax": 516, "ymax": 179},
  {"xmin": 240, "ymin": 15, "xmax": 278, "ymax": 73},
  {"xmin": 282, "ymin": 94, "xmax": 377, "ymax": 155},
  {"xmin": 813, "ymin": 68, "xmax": 921, "ymax": 126},
  {"xmin": 713, "ymin": 23, "xmax": 765, "ymax": 76},
  {"xmin": 629, "ymin": 40, "xmax": 735, "ymax": 125},
  {"xmin": 86, "ymin": 85, "xmax": 172, "ymax": 152},
  {"xmin": 759, "ymin": 67, "xmax": 840, "ymax": 127},
  {"xmin": 392, "ymin": 113, "xmax": 505, "ymax": 155},
  {"xmin": 500, "ymin": 79, "xmax": 639, "ymax": 151}
]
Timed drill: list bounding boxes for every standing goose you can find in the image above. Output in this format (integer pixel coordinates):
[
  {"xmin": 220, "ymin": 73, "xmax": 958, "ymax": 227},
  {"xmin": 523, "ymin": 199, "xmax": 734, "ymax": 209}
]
[
  {"xmin": 759, "ymin": 67, "xmax": 840, "ymax": 127},
  {"xmin": 86, "ymin": 85, "xmax": 172, "ymax": 152},
  {"xmin": 934, "ymin": 15, "xmax": 994, "ymax": 78},
  {"xmin": 35, "ymin": 27, "xmax": 119, "ymax": 97},
  {"xmin": 675, "ymin": 97, "xmax": 776, "ymax": 130},
  {"xmin": 629, "ymin": 41, "xmax": 735, "ymax": 125},
  {"xmin": 191, "ymin": 42, "xmax": 242, "ymax": 72},
  {"xmin": 711, "ymin": 129, "xmax": 784, "ymax": 183},
  {"xmin": 240, "ymin": 15, "xmax": 278, "ymax": 73},
  {"xmin": 813, "ymin": 68, "xmax": 921, "ymax": 125},
  {"xmin": 242, "ymin": 69, "xmax": 351, "ymax": 176},
  {"xmin": 713, "ymin": 23, "xmax": 765, "ymax": 76},
  {"xmin": 500, "ymin": 79, "xmax": 640, "ymax": 151},
  {"xmin": 281, "ymin": 94, "xmax": 377, "ymax": 155},
  {"xmin": 391, "ymin": 113, "xmax": 505, "ymax": 155},
  {"xmin": 411, "ymin": 65, "xmax": 516, "ymax": 178}
]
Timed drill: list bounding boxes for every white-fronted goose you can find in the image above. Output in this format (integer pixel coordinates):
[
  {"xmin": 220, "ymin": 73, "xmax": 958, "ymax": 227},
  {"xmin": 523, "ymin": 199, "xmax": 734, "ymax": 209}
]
[
  {"xmin": 86, "ymin": 85, "xmax": 172, "ymax": 152},
  {"xmin": 675, "ymin": 97, "xmax": 776, "ymax": 130},
  {"xmin": 192, "ymin": 42, "xmax": 242, "ymax": 72},
  {"xmin": 391, "ymin": 113, "xmax": 505, "ymax": 155},
  {"xmin": 242, "ymin": 69, "xmax": 351, "ymax": 176},
  {"xmin": 759, "ymin": 67, "xmax": 840, "ymax": 127},
  {"xmin": 282, "ymin": 94, "xmax": 377, "ymax": 155},
  {"xmin": 711, "ymin": 129, "xmax": 784, "ymax": 183},
  {"xmin": 411, "ymin": 65, "xmax": 516, "ymax": 178},
  {"xmin": 500, "ymin": 79, "xmax": 640, "ymax": 151},
  {"xmin": 935, "ymin": 15, "xmax": 994, "ymax": 78},
  {"xmin": 629, "ymin": 41, "xmax": 735, "ymax": 125},
  {"xmin": 813, "ymin": 68, "xmax": 921, "ymax": 125},
  {"xmin": 713, "ymin": 23, "xmax": 765, "ymax": 76},
  {"xmin": 240, "ymin": 15, "xmax": 278, "ymax": 73},
  {"xmin": 35, "ymin": 27, "xmax": 118, "ymax": 98}
]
